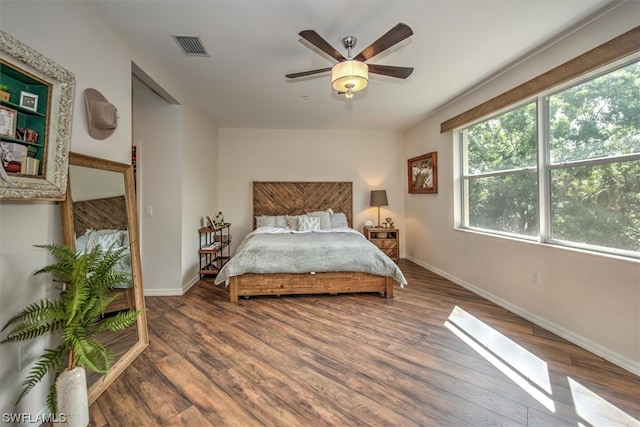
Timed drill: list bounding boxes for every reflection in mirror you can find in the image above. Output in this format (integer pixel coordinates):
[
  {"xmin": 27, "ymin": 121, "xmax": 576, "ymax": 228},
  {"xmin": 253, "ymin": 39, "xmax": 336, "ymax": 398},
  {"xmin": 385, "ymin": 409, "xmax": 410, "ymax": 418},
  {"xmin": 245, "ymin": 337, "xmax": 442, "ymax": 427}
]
[{"xmin": 59, "ymin": 152, "xmax": 148, "ymax": 404}]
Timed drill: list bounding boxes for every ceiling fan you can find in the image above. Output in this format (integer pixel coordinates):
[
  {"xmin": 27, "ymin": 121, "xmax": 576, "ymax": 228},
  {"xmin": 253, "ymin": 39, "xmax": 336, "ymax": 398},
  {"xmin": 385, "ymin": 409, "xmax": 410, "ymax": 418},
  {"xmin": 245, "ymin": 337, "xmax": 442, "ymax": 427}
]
[{"xmin": 286, "ymin": 23, "xmax": 414, "ymax": 99}]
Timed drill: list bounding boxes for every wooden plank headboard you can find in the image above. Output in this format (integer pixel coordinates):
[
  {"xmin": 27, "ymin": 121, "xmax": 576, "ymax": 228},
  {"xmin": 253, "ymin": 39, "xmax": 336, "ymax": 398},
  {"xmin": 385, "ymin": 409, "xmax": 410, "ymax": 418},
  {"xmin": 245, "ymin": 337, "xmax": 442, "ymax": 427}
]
[
  {"xmin": 253, "ymin": 181, "xmax": 353, "ymax": 227},
  {"xmin": 72, "ymin": 195, "xmax": 128, "ymax": 237}
]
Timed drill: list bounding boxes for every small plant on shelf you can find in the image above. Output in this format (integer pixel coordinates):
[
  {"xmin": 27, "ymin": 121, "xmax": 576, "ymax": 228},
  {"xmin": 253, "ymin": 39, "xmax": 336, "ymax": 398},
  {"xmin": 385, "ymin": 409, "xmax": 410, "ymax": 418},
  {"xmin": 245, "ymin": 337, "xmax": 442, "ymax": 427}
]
[{"xmin": 0, "ymin": 84, "xmax": 10, "ymax": 102}]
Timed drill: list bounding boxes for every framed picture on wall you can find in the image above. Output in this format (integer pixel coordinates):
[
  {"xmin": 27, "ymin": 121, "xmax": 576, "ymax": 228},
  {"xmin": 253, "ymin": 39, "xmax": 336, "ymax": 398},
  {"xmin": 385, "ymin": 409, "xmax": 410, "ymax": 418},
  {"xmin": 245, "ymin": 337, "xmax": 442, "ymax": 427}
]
[{"xmin": 408, "ymin": 151, "xmax": 438, "ymax": 194}]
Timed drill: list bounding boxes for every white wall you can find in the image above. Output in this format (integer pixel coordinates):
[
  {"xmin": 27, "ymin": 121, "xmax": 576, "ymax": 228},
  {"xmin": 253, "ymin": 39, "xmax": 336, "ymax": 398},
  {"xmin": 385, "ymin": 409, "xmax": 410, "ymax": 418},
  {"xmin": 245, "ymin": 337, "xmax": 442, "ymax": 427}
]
[
  {"xmin": 218, "ymin": 128, "xmax": 405, "ymax": 254},
  {"xmin": 69, "ymin": 167, "xmax": 124, "ymax": 201},
  {"xmin": 132, "ymin": 89, "xmax": 183, "ymax": 294},
  {"xmin": 404, "ymin": 2, "xmax": 640, "ymax": 374},
  {"xmin": 180, "ymin": 104, "xmax": 218, "ymax": 289},
  {"xmin": 132, "ymin": 87, "xmax": 219, "ymax": 295}
]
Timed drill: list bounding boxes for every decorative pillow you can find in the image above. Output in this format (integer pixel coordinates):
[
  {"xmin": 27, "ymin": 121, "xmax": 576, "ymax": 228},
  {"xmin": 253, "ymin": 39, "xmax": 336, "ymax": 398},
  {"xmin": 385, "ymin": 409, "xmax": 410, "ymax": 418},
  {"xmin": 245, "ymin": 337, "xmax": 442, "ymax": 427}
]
[
  {"xmin": 87, "ymin": 229, "xmax": 125, "ymax": 252},
  {"xmin": 256, "ymin": 215, "xmax": 276, "ymax": 228},
  {"xmin": 75, "ymin": 234, "xmax": 89, "ymax": 253},
  {"xmin": 286, "ymin": 215, "xmax": 299, "ymax": 230},
  {"xmin": 307, "ymin": 210, "xmax": 331, "ymax": 230},
  {"xmin": 274, "ymin": 215, "xmax": 289, "ymax": 229},
  {"xmin": 116, "ymin": 248, "xmax": 132, "ymax": 270},
  {"xmin": 330, "ymin": 212, "xmax": 349, "ymax": 229},
  {"xmin": 297, "ymin": 215, "xmax": 320, "ymax": 231}
]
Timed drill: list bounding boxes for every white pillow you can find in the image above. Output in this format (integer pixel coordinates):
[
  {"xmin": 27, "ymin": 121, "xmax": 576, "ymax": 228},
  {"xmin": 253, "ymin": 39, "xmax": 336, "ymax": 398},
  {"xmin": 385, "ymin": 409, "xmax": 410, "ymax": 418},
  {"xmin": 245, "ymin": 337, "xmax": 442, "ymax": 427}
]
[
  {"xmin": 274, "ymin": 215, "xmax": 289, "ymax": 229},
  {"xmin": 297, "ymin": 215, "xmax": 320, "ymax": 231},
  {"xmin": 330, "ymin": 212, "xmax": 349, "ymax": 229},
  {"xmin": 256, "ymin": 215, "xmax": 276, "ymax": 228},
  {"xmin": 87, "ymin": 229, "xmax": 124, "ymax": 252},
  {"xmin": 75, "ymin": 234, "xmax": 89, "ymax": 252},
  {"xmin": 307, "ymin": 210, "xmax": 331, "ymax": 230}
]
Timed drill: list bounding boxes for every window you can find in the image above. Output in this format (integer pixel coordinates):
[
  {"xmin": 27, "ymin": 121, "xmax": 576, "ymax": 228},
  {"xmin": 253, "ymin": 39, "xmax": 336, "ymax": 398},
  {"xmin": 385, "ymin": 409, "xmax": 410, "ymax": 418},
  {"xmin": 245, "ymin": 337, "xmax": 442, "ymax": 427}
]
[{"xmin": 459, "ymin": 58, "xmax": 640, "ymax": 257}]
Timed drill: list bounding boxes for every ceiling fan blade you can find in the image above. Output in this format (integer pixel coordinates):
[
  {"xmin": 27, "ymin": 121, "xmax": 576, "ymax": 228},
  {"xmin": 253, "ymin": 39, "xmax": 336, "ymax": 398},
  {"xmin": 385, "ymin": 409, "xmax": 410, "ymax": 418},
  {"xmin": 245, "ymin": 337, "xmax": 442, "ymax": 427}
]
[
  {"xmin": 299, "ymin": 30, "xmax": 346, "ymax": 62},
  {"xmin": 368, "ymin": 64, "xmax": 414, "ymax": 79},
  {"xmin": 353, "ymin": 23, "xmax": 413, "ymax": 62},
  {"xmin": 285, "ymin": 67, "xmax": 332, "ymax": 79}
]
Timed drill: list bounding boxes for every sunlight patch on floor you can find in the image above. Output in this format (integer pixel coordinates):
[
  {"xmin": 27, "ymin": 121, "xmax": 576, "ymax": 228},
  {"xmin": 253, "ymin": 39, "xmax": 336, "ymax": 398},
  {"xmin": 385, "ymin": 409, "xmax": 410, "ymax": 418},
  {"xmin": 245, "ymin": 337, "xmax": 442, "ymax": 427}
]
[
  {"xmin": 568, "ymin": 377, "xmax": 639, "ymax": 427},
  {"xmin": 445, "ymin": 305, "xmax": 640, "ymax": 425},
  {"xmin": 445, "ymin": 305, "xmax": 555, "ymax": 412}
]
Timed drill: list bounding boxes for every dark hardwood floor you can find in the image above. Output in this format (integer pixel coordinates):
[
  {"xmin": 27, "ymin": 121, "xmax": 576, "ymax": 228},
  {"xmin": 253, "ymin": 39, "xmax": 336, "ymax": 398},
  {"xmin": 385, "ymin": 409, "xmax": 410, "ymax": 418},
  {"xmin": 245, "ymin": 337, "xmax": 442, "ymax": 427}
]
[{"xmin": 89, "ymin": 259, "xmax": 640, "ymax": 426}]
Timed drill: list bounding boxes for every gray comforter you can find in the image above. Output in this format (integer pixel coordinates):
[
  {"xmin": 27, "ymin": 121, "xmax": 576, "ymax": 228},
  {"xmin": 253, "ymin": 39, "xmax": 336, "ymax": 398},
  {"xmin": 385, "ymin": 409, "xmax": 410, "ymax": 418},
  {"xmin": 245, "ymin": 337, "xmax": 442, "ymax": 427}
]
[{"xmin": 214, "ymin": 228, "xmax": 407, "ymax": 286}]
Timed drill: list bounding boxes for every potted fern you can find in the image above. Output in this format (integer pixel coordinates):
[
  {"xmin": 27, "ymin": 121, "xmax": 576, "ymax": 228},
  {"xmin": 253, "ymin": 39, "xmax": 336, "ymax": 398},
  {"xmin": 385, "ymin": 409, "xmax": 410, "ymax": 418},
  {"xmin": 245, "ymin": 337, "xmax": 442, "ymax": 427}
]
[{"xmin": 1, "ymin": 244, "xmax": 142, "ymax": 426}]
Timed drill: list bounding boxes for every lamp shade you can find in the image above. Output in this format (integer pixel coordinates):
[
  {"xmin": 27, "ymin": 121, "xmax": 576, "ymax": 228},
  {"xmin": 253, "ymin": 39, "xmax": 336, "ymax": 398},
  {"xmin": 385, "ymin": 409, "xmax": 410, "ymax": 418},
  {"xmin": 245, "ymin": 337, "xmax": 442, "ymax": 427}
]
[
  {"xmin": 331, "ymin": 60, "xmax": 369, "ymax": 95},
  {"xmin": 370, "ymin": 190, "xmax": 388, "ymax": 207}
]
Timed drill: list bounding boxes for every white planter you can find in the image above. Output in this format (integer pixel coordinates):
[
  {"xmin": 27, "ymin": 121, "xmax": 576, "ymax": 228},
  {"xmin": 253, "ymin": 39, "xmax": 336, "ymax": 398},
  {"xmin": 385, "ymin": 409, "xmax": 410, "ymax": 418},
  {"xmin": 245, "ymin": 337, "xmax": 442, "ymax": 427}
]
[{"xmin": 54, "ymin": 366, "xmax": 89, "ymax": 427}]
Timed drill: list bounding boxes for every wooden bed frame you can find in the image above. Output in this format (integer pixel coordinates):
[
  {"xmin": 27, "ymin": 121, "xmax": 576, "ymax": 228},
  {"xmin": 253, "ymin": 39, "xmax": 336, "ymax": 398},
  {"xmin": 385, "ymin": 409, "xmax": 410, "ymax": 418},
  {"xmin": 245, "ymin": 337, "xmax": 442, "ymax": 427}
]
[{"xmin": 228, "ymin": 181, "xmax": 396, "ymax": 302}]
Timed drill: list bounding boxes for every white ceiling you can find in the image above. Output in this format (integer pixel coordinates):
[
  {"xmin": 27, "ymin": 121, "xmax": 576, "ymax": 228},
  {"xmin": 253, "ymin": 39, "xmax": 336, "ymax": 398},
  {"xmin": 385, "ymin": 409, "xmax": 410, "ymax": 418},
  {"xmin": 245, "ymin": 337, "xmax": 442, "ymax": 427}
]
[{"xmin": 97, "ymin": 0, "xmax": 614, "ymax": 132}]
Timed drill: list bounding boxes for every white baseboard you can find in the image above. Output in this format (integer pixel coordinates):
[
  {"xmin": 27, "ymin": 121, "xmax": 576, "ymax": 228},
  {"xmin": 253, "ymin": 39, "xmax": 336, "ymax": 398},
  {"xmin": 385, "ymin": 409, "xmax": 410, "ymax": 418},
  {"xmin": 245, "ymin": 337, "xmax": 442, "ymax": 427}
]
[
  {"xmin": 143, "ymin": 288, "xmax": 183, "ymax": 296},
  {"xmin": 182, "ymin": 275, "xmax": 199, "ymax": 294},
  {"xmin": 405, "ymin": 256, "xmax": 640, "ymax": 376},
  {"xmin": 143, "ymin": 275, "xmax": 199, "ymax": 297}
]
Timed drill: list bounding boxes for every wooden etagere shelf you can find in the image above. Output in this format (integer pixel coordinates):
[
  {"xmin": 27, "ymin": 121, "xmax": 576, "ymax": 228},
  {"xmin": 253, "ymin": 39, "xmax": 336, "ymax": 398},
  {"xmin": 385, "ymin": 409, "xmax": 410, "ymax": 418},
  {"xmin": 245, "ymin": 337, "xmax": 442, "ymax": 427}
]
[{"xmin": 198, "ymin": 223, "xmax": 231, "ymax": 279}]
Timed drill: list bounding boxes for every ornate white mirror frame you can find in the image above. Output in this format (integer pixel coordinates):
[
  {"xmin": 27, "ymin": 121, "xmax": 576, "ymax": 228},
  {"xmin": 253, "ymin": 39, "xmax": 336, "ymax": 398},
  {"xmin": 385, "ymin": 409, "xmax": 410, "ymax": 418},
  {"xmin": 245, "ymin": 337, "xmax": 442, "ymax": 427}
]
[
  {"xmin": 0, "ymin": 30, "xmax": 75, "ymax": 200},
  {"xmin": 59, "ymin": 152, "xmax": 148, "ymax": 404}
]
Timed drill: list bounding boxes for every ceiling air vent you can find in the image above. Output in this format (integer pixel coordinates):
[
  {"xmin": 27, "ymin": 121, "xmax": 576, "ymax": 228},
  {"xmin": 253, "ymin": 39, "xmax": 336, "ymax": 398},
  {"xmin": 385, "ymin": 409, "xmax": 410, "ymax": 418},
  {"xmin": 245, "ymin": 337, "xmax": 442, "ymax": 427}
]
[{"xmin": 172, "ymin": 35, "xmax": 209, "ymax": 57}]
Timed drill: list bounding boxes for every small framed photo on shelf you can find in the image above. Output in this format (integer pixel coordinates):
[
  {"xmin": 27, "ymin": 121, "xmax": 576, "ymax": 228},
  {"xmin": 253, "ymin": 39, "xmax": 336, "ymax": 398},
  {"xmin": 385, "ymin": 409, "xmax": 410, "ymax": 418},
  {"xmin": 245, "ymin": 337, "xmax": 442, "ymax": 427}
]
[
  {"xmin": 19, "ymin": 91, "xmax": 39, "ymax": 111},
  {"xmin": 206, "ymin": 216, "xmax": 215, "ymax": 229},
  {"xmin": 0, "ymin": 105, "xmax": 17, "ymax": 137}
]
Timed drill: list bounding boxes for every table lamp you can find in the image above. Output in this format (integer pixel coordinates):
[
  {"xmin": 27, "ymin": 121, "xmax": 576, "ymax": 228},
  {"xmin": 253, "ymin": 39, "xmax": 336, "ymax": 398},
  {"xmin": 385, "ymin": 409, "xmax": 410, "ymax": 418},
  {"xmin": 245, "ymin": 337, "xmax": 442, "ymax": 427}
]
[{"xmin": 370, "ymin": 190, "xmax": 388, "ymax": 227}]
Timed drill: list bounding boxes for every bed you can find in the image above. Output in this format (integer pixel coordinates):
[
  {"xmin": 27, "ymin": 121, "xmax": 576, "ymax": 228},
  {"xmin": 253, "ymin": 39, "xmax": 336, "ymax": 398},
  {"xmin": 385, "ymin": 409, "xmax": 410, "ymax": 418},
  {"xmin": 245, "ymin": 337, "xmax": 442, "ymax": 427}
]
[
  {"xmin": 214, "ymin": 181, "xmax": 407, "ymax": 302},
  {"xmin": 72, "ymin": 195, "xmax": 134, "ymax": 312}
]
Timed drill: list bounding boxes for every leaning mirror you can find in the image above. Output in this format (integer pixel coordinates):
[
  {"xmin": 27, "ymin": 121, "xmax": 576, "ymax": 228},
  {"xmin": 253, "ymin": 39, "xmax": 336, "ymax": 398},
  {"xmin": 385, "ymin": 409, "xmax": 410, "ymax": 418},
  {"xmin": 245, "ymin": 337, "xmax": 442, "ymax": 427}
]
[{"xmin": 59, "ymin": 151, "xmax": 148, "ymax": 403}]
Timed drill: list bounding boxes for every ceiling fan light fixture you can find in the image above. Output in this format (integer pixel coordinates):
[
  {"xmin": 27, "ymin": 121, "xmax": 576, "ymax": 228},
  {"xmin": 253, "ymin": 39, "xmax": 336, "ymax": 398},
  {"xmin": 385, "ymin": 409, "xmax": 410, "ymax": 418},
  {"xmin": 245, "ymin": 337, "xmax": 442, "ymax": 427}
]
[{"xmin": 331, "ymin": 60, "xmax": 368, "ymax": 96}]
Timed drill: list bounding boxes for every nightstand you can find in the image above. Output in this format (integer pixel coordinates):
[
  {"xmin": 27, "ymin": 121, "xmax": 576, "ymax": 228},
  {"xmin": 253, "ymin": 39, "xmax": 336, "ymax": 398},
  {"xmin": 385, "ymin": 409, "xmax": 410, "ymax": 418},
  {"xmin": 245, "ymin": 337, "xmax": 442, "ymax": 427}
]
[{"xmin": 363, "ymin": 227, "xmax": 399, "ymax": 262}]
